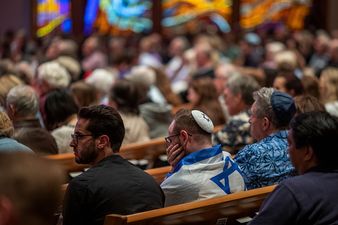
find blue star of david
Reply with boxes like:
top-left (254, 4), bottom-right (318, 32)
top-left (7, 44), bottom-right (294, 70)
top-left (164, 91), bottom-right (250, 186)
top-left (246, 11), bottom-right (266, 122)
top-left (210, 157), bottom-right (240, 194)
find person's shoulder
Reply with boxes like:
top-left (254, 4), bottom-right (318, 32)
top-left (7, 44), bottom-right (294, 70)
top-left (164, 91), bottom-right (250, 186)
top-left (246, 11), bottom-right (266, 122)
top-left (0, 137), bottom-right (33, 152)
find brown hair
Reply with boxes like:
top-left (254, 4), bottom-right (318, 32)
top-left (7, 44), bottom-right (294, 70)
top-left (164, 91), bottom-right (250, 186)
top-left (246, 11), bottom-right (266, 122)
top-left (294, 95), bottom-right (325, 114)
top-left (189, 78), bottom-right (225, 125)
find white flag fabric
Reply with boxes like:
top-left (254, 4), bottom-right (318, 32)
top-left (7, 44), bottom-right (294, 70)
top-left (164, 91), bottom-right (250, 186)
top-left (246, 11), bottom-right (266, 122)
top-left (161, 145), bottom-right (246, 206)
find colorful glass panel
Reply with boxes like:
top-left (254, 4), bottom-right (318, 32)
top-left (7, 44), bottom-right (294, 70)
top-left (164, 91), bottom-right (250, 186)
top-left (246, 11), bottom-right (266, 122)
top-left (84, 0), bottom-right (152, 35)
top-left (162, 0), bottom-right (232, 33)
top-left (240, 0), bottom-right (312, 30)
top-left (36, 0), bottom-right (71, 37)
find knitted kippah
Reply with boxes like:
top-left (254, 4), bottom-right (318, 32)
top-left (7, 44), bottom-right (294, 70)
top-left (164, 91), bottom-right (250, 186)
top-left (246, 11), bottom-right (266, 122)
top-left (191, 110), bottom-right (214, 133)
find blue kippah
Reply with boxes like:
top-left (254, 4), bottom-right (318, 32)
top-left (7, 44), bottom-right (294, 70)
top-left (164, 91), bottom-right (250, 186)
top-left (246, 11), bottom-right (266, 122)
top-left (271, 91), bottom-right (296, 125)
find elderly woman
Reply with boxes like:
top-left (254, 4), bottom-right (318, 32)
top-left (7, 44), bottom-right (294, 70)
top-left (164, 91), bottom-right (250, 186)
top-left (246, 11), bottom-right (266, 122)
top-left (212, 74), bottom-right (260, 154)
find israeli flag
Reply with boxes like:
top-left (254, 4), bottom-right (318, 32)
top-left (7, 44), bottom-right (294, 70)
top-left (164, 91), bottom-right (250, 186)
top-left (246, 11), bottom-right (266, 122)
top-left (161, 145), bottom-right (246, 206)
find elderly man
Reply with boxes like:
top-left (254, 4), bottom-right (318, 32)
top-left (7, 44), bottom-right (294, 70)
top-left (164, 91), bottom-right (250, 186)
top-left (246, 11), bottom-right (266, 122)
top-left (6, 85), bottom-right (58, 155)
top-left (212, 74), bottom-right (260, 154)
top-left (234, 87), bottom-right (296, 189)
top-left (249, 111), bottom-right (338, 225)
top-left (63, 105), bottom-right (164, 225)
top-left (161, 109), bottom-right (245, 206)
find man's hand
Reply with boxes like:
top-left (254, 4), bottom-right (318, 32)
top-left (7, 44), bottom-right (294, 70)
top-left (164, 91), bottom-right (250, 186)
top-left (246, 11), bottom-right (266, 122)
top-left (166, 144), bottom-right (185, 168)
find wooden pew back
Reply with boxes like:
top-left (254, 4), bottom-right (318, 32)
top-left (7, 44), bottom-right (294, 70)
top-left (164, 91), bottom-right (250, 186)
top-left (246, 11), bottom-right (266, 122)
top-left (104, 185), bottom-right (275, 225)
top-left (119, 137), bottom-right (166, 168)
top-left (46, 137), bottom-right (167, 172)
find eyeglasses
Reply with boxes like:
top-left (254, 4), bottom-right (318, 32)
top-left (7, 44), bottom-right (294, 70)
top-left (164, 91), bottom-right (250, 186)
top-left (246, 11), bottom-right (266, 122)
top-left (164, 134), bottom-right (180, 144)
top-left (164, 132), bottom-right (192, 144)
top-left (71, 133), bottom-right (93, 145)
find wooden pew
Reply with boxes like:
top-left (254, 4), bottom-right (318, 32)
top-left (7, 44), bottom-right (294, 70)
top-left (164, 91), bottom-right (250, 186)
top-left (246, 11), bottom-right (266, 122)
top-left (119, 137), bottom-right (166, 168)
top-left (144, 165), bottom-right (171, 184)
top-left (46, 152), bottom-right (88, 173)
top-left (45, 137), bottom-right (167, 173)
top-left (104, 185), bottom-right (276, 225)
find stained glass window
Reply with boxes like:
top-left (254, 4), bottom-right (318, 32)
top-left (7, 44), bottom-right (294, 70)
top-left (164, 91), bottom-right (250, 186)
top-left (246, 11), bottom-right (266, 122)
top-left (84, 0), bottom-right (153, 35)
top-left (36, 0), bottom-right (71, 37)
top-left (162, 0), bottom-right (232, 34)
top-left (240, 0), bottom-right (312, 30)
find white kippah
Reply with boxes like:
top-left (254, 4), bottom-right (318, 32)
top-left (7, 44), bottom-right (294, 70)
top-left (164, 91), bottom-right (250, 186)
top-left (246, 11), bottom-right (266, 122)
top-left (191, 110), bottom-right (214, 133)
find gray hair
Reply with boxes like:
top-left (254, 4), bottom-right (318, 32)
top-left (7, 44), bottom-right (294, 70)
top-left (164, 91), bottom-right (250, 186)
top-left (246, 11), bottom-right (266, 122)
top-left (37, 61), bottom-right (70, 89)
top-left (6, 85), bottom-right (39, 117)
top-left (227, 74), bottom-right (260, 105)
top-left (253, 87), bottom-right (279, 127)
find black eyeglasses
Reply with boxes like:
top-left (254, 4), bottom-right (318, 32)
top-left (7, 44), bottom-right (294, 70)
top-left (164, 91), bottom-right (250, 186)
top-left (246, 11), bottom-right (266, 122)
top-left (164, 132), bottom-right (192, 144)
top-left (164, 134), bottom-right (180, 144)
top-left (71, 133), bottom-right (93, 145)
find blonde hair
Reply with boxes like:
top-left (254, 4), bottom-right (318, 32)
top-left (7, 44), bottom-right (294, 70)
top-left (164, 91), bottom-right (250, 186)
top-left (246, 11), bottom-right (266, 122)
top-left (320, 68), bottom-right (338, 103)
top-left (0, 74), bottom-right (23, 107)
top-left (0, 111), bottom-right (14, 137)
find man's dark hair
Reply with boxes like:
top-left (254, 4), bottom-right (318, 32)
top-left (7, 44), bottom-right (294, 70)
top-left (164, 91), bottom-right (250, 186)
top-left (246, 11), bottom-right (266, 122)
top-left (44, 88), bottom-right (79, 130)
top-left (78, 105), bottom-right (125, 152)
top-left (290, 111), bottom-right (338, 169)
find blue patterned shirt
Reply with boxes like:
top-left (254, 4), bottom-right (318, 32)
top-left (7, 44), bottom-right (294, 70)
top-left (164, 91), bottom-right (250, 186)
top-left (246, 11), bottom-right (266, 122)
top-left (234, 130), bottom-right (294, 190)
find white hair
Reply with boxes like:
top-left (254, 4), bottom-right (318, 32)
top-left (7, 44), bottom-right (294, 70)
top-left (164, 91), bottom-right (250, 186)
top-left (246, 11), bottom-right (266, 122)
top-left (85, 68), bottom-right (117, 94)
top-left (125, 65), bottom-right (156, 88)
top-left (37, 61), bottom-right (70, 88)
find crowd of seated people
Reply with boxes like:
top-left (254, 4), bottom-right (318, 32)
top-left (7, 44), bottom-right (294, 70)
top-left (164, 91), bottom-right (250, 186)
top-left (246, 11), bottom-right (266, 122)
top-left (1, 26), bottom-right (338, 225)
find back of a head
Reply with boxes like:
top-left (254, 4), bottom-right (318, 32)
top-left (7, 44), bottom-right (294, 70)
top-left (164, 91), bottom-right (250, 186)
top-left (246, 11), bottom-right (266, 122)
top-left (254, 87), bottom-right (296, 129)
top-left (190, 78), bottom-right (218, 105)
top-left (294, 95), bottom-right (325, 114)
top-left (6, 85), bottom-right (39, 118)
top-left (125, 65), bottom-right (156, 90)
top-left (301, 75), bottom-right (320, 99)
top-left (290, 111), bottom-right (338, 169)
top-left (78, 105), bottom-right (125, 152)
top-left (320, 67), bottom-right (338, 101)
top-left (85, 68), bottom-right (117, 95)
top-left (173, 109), bottom-right (214, 141)
top-left (70, 81), bottom-right (98, 107)
top-left (227, 74), bottom-right (260, 106)
top-left (44, 89), bottom-right (78, 130)
top-left (274, 50), bottom-right (298, 71)
top-left (55, 56), bottom-right (81, 81)
top-left (276, 72), bottom-right (304, 96)
top-left (0, 152), bottom-right (65, 225)
top-left (0, 111), bottom-right (14, 137)
top-left (110, 79), bottom-right (140, 115)
top-left (0, 75), bottom-right (23, 107)
top-left (37, 61), bottom-right (70, 89)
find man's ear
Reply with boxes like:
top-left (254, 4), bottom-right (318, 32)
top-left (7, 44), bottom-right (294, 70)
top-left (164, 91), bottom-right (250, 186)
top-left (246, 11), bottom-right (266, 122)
top-left (262, 117), bottom-right (270, 131)
top-left (96, 135), bottom-right (110, 150)
top-left (179, 130), bottom-right (190, 146)
top-left (304, 146), bottom-right (315, 162)
top-left (0, 196), bottom-right (14, 225)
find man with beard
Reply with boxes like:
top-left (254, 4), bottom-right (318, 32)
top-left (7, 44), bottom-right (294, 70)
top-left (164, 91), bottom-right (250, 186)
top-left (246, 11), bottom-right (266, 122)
top-left (62, 105), bottom-right (164, 225)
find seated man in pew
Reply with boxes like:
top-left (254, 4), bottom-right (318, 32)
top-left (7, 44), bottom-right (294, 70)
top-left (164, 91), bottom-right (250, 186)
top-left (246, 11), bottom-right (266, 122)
top-left (234, 88), bottom-right (296, 189)
top-left (63, 105), bottom-right (164, 225)
top-left (249, 111), bottom-right (338, 225)
top-left (161, 109), bottom-right (245, 206)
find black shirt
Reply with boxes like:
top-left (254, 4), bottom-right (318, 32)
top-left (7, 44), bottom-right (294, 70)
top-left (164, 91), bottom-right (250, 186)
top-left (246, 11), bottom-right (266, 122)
top-left (63, 154), bottom-right (164, 225)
